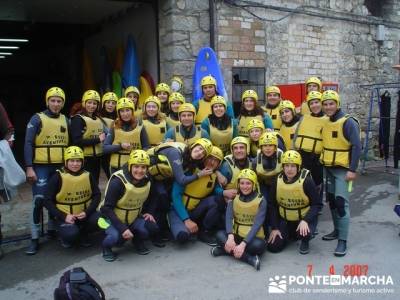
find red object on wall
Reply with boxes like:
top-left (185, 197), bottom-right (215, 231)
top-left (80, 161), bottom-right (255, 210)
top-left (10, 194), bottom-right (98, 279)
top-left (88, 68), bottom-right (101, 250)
top-left (277, 82), bottom-right (339, 107)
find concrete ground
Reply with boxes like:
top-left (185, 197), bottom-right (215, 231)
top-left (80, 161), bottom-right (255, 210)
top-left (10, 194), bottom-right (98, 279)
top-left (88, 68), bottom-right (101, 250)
top-left (0, 162), bottom-right (399, 300)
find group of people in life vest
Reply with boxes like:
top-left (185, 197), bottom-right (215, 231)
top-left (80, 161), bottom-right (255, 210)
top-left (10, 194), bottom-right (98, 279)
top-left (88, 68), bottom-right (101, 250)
top-left (23, 74), bottom-right (361, 270)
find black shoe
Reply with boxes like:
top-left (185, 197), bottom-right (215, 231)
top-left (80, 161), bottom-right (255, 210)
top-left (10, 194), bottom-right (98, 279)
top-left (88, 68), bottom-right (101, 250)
top-left (133, 239), bottom-right (150, 255)
top-left (244, 254), bottom-right (260, 271)
top-left (160, 230), bottom-right (171, 242)
top-left (334, 240), bottom-right (347, 257)
top-left (0, 246), bottom-right (3, 260)
top-left (210, 246), bottom-right (227, 257)
top-left (60, 240), bottom-right (73, 249)
top-left (322, 230), bottom-right (338, 241)
top-left (46, 230), bottom-right (57, 240)
top-left (198, 230), bottom-right (217, 246)
top-left (314, 228), bottom-right (319, 235)
top-left (299, 240), bottom-right (309, 255)
top-left (102, 247), bottom-right (116, 262)
top-left (25, 239), bottom-right (39, 255)
top-left (152, 235), bottom-right (166, 248)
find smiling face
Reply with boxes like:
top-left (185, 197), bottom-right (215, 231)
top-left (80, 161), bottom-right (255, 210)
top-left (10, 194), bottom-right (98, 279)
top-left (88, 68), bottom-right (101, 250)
top-left (202, 84), bottom-right (216, 99)
top-left (104, 100), bottom-right (116, 113)
top-left (308, 99), bottom-right (322, 114)
top-left (322, 100), bottom-right (338, 117)
top-left (145, 102), bottom-right (159, 117)
top-left (243, 98), bottom-right (256, 111)
top-left (170, 100), bottom-right (181, 113)
top-left (179, 111), bottom-right (195, 127)
top-left (232, 143), bottom-right (247, 160)
top-left (85, 100), bottom-right (98, 115)
top-left (119, 108), bottom-right (133, 122)
top-left (131, 164), bottom-right (147, 181)
top-left (47, 97), bottom-right (64, 114)
top-left (157, 91), bottom-right (169, 103)
top-left (307, 83), bottom-right (319, 93)
top-left (212, 103), bottom-right (226, 118)
top-left (190, 145), bottom-right (206, 160)
top-left (280, 108), bottom-right (294, 123)
top-left (261, 144), bottom-right (276, 157)
top-left (249, 128), bottom-right (263, 142)
top-left (204, 156), bottom-right (220, 171)
top-left (267, 93), bottom-right (280, 106)
top-left (66, 159), bottom-right (83, 173)
top-left (127, 92), bottom-right (139, 105)
top-left (239, 178), bottom-right (253, 195)
top-left (283, 163), bottom-right (298, 181)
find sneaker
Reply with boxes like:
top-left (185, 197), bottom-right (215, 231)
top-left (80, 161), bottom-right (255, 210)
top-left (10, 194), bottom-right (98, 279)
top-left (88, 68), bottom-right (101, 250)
top-left (210, 246), bottom-right (226, 257)
top-left (299, 240), bottom-right (309, 255)
top-left (247, 254), bottom-right (261, 271)
top-left (25, 239), bottom-right (39, 255)
top-left (322, 229), bottom-right (338, 241)
top-left (334, 240), bottom-right (347, 257)
top-left (102, 247), bottom-right (116, 262)
top-left (198, 230), bottom-right (217, 246)
top-left (133, 239), bottom-right (150, 255)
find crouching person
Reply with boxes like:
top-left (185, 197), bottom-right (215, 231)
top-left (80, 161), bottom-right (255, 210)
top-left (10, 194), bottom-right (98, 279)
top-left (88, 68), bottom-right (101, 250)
top-left (267, 150), bottom-right (322, 255)
top-left (44, 146), bottom-right (100, 249)
top-left (99, 150), bottom-right (159, 262)
top-left (211, 169), bottom-right (266, 271)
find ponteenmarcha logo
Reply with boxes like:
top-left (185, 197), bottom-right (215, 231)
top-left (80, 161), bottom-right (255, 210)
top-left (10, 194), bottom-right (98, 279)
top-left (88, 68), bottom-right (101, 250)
top-left (268, 275), bottom-right (287, 294)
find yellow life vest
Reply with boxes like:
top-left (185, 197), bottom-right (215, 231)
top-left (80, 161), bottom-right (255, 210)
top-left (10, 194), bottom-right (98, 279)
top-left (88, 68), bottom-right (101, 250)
top-left (33, 112), bottom-right (69, 164)
top-left (110, 123), bottom-right (142, 169)
top-left (300, 101), bottom-right (310, 115)
top-left (279, 121), bottom-right (299, 150)
top-left (78, 115), bottom-right (104, 157)
top-left (166, 115), bottom-right (180, 128)
top-left (320, 115), bottom-right (355, 168)
top-left (147, 142), bottom-right (186, 180)
top-left (195, 99), bottom-right (212, 124)
top-left (102, 117), bottom-right (114, 129)
top-left (142, 118), bottom-right (167, 146)
top-left (134, 110), bottom-right (142, 118)
top-left (174, 125), bottom-right (202, 146)
top-left (237, 115), bottom-right (263, 137)
top-left (295, 114), bottom-right (328, 154)
top-left (255, 149), bottom-right (283, 185)
top-left (276, 169), bottom-right (310, 221)
top-left (182, 171), bottom-right (217, 211)
top-left (55, 170), bottom-right (92, 215)
top-left (233, 193), bottom-right (265, 239)
top-left (224, 155), bottom-right (248, 190)
top-left (108, 170), bottom-right (150, 225)
top-left (209, 120), bottom-right (233, 155)
top-left (263, 106), bottom-right (282, 131)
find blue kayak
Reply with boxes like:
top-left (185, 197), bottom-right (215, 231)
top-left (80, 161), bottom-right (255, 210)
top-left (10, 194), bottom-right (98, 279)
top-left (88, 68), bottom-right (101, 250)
top-left (122, 35), bottom-right (140, 89)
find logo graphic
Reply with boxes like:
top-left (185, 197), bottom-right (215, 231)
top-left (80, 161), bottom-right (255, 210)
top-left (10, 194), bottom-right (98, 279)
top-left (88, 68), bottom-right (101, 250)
top-left (268, 275), bottom-right (287, 294)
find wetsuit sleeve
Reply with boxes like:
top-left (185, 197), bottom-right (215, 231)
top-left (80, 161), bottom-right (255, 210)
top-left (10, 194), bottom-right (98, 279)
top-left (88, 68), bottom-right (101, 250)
top-left (161, 148), bottom-right (198, 185)
top-left (200, 118), bottom-right (210, 134)
top-left (171, 181), bottom-right (189, 221)
top-left (193, 101), bottom-right (199, 111)
top-left (244, 197), bottom-right (266, 243)
top-left (70, 115), bottom-right (101, 147)
top-left (84, 174), bottom-right (101, 217)
top-left (163, 127), bottom-right (175, 142)
top-left (232, 119), bottom-right (239, 138)
top-left (44, 173), bottom-right (66, 220)
top-left (302, 174), bottom-right (323, 224)
top-left (103, 127), bottom-right (122, 154)
top-left (225, 200), bottom-right (234, 234)
top-left (343, 118), bottom-right (361, 172)
top-left (268, 177), bottom-right (280, 229)
top-left (100, 177), bottom-right (128, 234)
top-left (24, 114), bottom-right (41, 167)
top-left (214, 160), bottom-right (233, 196)
top-left (140, 127), bottom-right (150, 150)
top-left (263, 113), bottom-right (274, 129)
top-left (200, 128), bottom-right (210, 139)
top-left (226, 102), bottom-right (235, 119)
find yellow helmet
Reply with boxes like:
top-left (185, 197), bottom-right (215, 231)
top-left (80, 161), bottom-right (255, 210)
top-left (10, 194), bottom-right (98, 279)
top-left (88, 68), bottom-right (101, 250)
top-left (247, 118), bottom-right (265, 133)
top-left (321, 90), bottom-right (340, 107)
top-left (82, 90), bottom-right (100, 105)
top-left (201, 75), bottom-right (217, 87)
top-left (208, 146), bottom-right (224, 162)
top-left (241, 89), bottom-right (258, 102)
top-left (169, 92), bottom-right (185, 104)
top-left (266, 85), bottom-right (281, 95)
top-left (46, 87), bottom-right (65, 106)
top-left (64, 146), bottom-right (84, 162)
top-left (128, 149), bottom-right (150, 168)
top-left (102, 92), bottom-right (118, 106)
top-left (210, 95), bottom-right (227, 109)
top-left (144, 95), bottom-right (161, 109)
top-left (306, 76), bottom-right (322, 89)
top-left (279, 100), bottom-right (296, 113)
top-left (282, 150), bottom-right (302, 166)
top-left (306, 91), bottom-right (322, 102)
top-left (155, 83), bottom-right (171, 95)
top-left (117, 97), bottom-right (135, 113)
top-left (259, 131), bottom-right (278, 147)
top-left (178, 102), bottom-right (196, 116)
top-left (230, 136), bottom-right (250, 154)
top-left (237, 168), bottom-right (258, 191)
top-left (124, 86), bottom-right (140, 97)
top-left (191, 138), bottom-right (213, 156)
